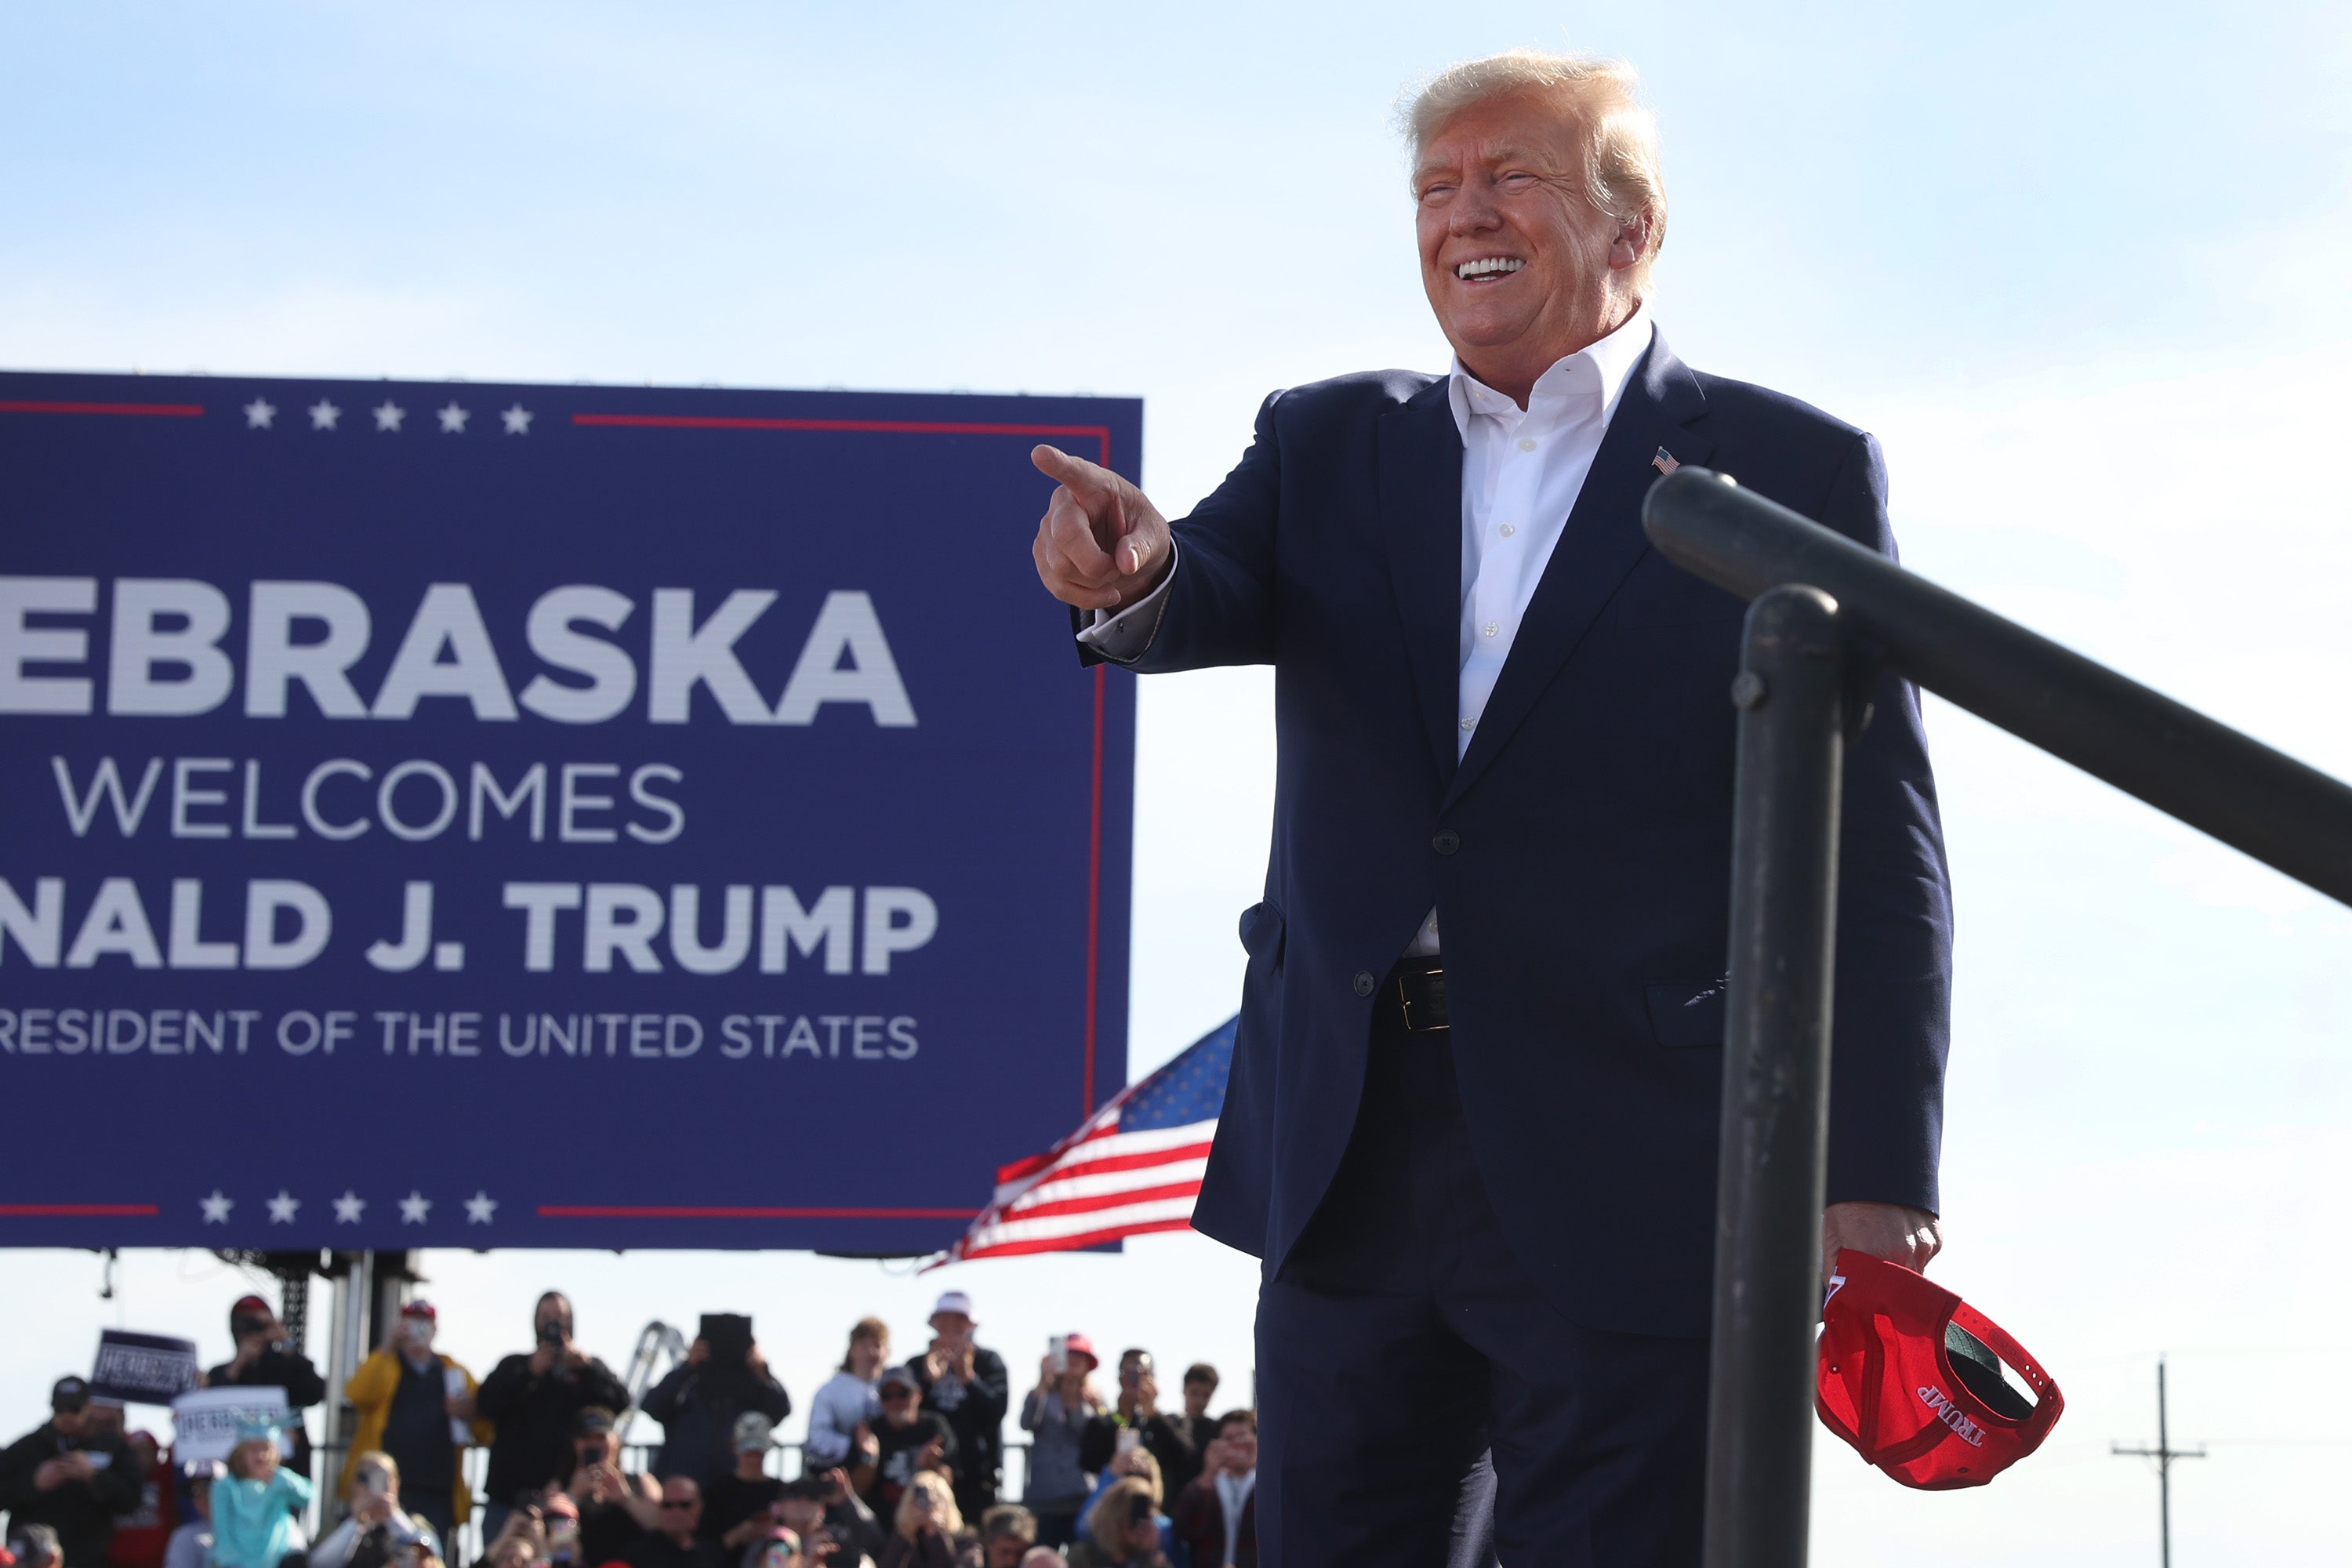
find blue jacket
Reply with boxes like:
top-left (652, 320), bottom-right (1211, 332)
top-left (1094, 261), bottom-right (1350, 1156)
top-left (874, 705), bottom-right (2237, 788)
top-left (1105, 333), bottom-right (1953, 1338)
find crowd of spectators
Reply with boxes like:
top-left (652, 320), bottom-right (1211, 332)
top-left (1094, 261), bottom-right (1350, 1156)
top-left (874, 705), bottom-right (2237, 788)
top-left (2, 1289), bottom-right (1255, 1568)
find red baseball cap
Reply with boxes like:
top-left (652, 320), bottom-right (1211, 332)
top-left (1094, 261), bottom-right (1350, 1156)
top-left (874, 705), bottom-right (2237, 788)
top-left (1816, 1250), bottom-right (2063, 1490)
top-left (1063, 1333), bottom-right (1098, 1364)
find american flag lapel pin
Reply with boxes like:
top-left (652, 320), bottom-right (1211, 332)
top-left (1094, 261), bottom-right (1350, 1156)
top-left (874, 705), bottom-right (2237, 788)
top-left (1653, 446), bottom-right (1679, 477)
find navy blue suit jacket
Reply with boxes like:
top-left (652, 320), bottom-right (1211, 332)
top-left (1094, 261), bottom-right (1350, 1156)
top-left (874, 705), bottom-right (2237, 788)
top-left (1102, 333), bottom-right (1951, 1338)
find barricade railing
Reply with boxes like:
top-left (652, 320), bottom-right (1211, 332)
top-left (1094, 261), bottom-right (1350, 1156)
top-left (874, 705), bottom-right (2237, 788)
top-left (1641, 467), bottom-right (2352, 1568)
top-left (303, 1438), bottom-right (1036, 1564)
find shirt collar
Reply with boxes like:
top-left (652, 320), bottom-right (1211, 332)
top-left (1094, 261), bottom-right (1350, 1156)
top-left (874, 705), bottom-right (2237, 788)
top-left (1446, 303), bottom-right (1654, 443)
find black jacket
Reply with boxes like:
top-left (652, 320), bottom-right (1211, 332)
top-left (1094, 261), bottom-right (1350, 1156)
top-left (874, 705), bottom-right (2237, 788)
top-left (641, 1363), bottom-right (789, 1484)
top-left (0, 1423), bottom-right (142, 1568)
top-left (1078, 1410), bottom-right (1194, 1494)
top-left (206, 1348), bottom-right (328, 1474)
top-left (902, 1349), bottom-right (1007, 1494)
top-left (474, 1352), bottom-right (633, 1504)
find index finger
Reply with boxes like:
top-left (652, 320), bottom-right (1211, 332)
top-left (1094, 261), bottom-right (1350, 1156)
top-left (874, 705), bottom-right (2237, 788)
top-left (1031, 444), bottom-right (1119, 503)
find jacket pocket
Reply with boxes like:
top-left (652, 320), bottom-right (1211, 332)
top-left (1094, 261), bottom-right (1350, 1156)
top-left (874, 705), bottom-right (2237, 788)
top-left (1238, 900), bottom-right (1286, 967)
top-left (1646, 978), bottom-right (1728, 1047)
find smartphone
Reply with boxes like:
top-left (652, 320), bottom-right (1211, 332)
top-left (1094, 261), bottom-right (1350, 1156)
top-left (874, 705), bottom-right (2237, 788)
top-left (1115, 1428), bottom-right (1141, 1455)
top-left (1048, 1335), bottom-right (1069, 1375)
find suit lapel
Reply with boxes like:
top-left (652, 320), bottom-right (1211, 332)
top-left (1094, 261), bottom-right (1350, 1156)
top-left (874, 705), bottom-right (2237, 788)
top-left (1442, 332), bottom-right (1714, 810)
top-left (1376, 379), bottom-right (1466, 789)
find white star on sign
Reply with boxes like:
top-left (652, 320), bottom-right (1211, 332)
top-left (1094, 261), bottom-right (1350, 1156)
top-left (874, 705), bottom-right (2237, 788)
top-left (464, 1190), bottom-right (498, 1225)
top-left (437, 402), bottom-right (470, 434)
top-left (267, 1189), bottom-right (300, 1225)
top-left (308, 400), bottom-right (341, 430)
top-left (398, 1189), bottom-right (432, 1225)
top-left (244, 398), bottom-right (276, 430)
top-left (373, 401), bottom-right (406, 433)
top-left (499, 405), bottom-right (532, 434)
top-left (199, 1189), bottom-right (234, 1224)
top-left (332, 1190), bottom-right (366, 1225)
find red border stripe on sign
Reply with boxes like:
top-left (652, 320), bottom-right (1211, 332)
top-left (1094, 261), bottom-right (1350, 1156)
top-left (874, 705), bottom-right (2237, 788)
top-left (0, 401), bottom-right (204, 418)
top-left (536, 1205), bottom-right (979, 1220)
top-left (0, 1203), bottom-right (162, 1216)
top-left (571, 407), bottom-right (1123, 1127)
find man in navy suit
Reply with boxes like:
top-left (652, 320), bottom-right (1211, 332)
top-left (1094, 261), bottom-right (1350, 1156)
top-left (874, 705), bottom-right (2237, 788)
top-left (1029, 50), bottom-right (1952, 1566)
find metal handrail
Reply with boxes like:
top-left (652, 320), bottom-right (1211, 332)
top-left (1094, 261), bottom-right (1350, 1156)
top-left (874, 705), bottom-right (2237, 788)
top-left (1643, 467), bottom-right (2352, 902)
top-left (1641, 467), bottom-right (2352, 1568)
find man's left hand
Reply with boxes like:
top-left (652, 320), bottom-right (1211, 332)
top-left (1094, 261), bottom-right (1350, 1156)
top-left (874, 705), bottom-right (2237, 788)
top-left (1822, 1201), bottom-right (1940, 1288)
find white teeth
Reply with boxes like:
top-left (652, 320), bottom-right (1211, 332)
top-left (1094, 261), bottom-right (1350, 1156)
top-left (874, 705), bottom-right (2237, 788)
top-left (1455, 257), bottom-right (1525, 279)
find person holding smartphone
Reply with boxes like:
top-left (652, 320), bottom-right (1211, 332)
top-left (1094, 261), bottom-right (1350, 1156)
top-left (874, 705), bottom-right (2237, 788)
top-left (339, 1301), bottom-right (487, 1551)
top-left (1016, 1336), bottom-right (1103, 1550)
top-left (307, 1453), bottom-right (441, 1568)
top-left (475, 1294), bottom-right (633, 1544)
top-left (643, 1317), bottom-right (790, 1487)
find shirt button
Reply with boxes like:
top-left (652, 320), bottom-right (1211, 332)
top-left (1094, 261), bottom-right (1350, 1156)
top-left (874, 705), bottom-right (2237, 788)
top-left (1499, 523), bottom-right (1515, 537)
top-left (1458, 717), bottom-right (1475, 731)
top-left (1483, 621), bottom-right (1499, 637)
top-left (1432, 830), bottom-right (1461, 855)
top-left (1518, 437), bottom-right (1537, 452)
top-left (1353, 971), bottom-right (1377, 997)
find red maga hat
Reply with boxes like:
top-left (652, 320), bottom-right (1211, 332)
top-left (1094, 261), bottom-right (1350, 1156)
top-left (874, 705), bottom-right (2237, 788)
top-left (1816, 1250), bottom-right (2063, 1490)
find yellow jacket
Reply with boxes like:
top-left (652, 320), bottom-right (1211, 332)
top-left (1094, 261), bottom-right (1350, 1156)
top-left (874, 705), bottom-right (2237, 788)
top-left (340, 1348), bottom-right (497, 1521)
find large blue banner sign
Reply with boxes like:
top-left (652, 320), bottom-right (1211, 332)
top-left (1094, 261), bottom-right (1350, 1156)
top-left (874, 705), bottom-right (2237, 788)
top-left (0, 372), bottom-right (1138, 1254)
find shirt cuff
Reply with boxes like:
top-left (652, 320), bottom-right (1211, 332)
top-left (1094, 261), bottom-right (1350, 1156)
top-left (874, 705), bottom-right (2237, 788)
top-left (1073, 544), bottom-right (1178, 664)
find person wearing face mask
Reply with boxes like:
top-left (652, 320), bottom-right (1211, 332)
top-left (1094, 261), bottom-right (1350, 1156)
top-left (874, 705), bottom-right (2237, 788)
top-left (341, 1302), bottom-right (489, 1550)
top-left (205, 1296), bottom-right (328, 1481)
top-left (475, 1294), bottom-right (633, 1547)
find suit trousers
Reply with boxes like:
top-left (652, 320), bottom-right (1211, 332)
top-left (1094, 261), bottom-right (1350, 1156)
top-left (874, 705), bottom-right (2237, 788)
top-left (1255, 996), bottom-right (1710, 1566)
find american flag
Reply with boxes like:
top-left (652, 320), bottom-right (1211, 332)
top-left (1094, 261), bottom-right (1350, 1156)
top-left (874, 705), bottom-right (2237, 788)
top-left (935, 1017), bottom-right (1236, 1264)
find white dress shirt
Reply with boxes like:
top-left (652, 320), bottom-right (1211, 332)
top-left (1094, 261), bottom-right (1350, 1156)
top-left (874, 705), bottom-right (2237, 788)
top-left (1077, 307), bottom-right (1657, 957)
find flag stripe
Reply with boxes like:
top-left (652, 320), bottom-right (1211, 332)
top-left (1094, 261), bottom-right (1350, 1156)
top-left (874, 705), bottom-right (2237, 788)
top-left (939, 1018), bottom-right (1236, 1269)
top-left (956, 1218), bottom-right (1197, 1259)
top-left (995, 1177), bottom-right (1206, 1223)
top-left (961, 1195), bottom-right (1199, 1250)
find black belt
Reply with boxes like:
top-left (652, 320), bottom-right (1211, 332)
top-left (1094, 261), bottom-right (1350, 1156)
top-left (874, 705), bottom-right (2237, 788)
top-left (1377, 956), bottom-right (1450, 1033)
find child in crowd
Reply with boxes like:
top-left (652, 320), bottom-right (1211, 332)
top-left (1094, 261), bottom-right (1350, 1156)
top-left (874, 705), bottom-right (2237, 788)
top-left (161, 1463), bottom-right (221, 1568)
top-left (209, 1421), bottom-right (314, 1568)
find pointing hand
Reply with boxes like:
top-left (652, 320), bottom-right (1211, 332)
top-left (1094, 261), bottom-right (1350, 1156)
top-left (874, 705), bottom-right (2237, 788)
top-left (1030, 445), bottom-right (1173, 612)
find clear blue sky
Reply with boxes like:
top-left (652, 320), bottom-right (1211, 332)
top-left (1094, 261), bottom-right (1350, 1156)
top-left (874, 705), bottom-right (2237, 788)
top-left (5, 4), bottom-right (2350, 1562)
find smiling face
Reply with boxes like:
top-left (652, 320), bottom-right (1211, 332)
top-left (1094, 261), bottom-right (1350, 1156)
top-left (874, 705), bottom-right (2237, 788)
top-left (1414, 87), bottom-right (1650, 403)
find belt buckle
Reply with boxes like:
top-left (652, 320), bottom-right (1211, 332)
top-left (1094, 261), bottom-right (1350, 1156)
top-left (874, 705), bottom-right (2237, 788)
top-left (1393, 967), bottom-right (1448, 1033)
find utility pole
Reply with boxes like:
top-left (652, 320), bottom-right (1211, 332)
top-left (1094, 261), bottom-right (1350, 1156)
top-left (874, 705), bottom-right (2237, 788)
top-left (2112, 1356), bottom-right (2205, 1567)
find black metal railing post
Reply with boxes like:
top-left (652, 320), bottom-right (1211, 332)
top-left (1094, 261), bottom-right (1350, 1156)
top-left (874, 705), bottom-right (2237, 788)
top-left (1644, 465), bottom-right (2352, 1565)
top-left (1702, 585), bottom-right (1851, 1568)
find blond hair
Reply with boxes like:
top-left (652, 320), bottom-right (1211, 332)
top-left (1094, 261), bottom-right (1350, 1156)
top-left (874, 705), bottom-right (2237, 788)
top-left (1087, 1477), bottom-right (1158, 1554)
top-left (1400, 50), bottom-right (1666, 284)
top-left (893, 1472), bottom-right (963, 1540)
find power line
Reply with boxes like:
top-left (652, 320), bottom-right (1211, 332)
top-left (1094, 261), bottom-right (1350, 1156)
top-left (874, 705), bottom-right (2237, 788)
top-left (2112, 1355), bottom-right (2206, 1568)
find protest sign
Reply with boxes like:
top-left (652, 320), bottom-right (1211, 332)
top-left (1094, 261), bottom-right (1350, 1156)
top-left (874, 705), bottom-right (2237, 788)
top-left (169, 1386), bottom-right (295, 1463)
top-left (89, 1329), bottom-right (201, 1404)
